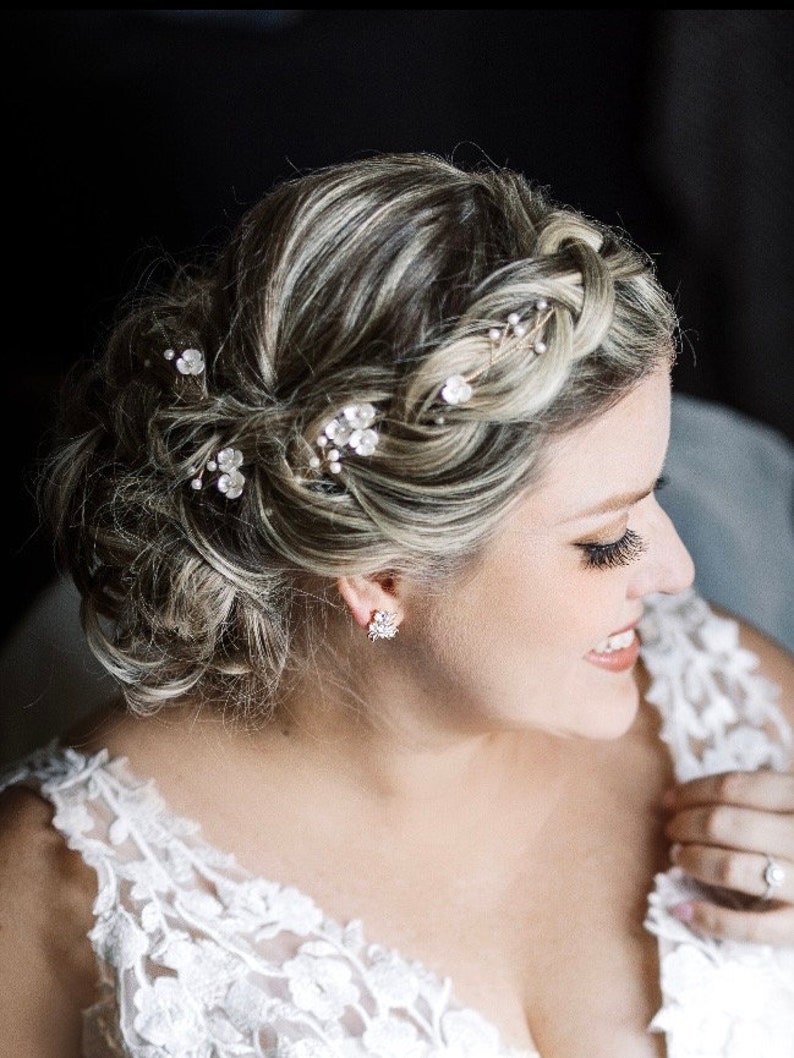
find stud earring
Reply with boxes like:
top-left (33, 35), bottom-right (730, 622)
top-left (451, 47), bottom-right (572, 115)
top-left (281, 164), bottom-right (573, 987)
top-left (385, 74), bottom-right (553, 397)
top-left (367, 610), bottom-right (399, 642)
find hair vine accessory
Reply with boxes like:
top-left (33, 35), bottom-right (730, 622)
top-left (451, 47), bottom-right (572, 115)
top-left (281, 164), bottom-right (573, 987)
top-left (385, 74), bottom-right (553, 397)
top-left (367, 609), bottom-right (399, 642)
top-left (309, 402), bottom-right (379, 475)
top-left (189, 447), bottom-right (246, 499)
top-left (164, 347), bottom-right (205, 375)
top-left (439, 298), bottom-right (553, 406)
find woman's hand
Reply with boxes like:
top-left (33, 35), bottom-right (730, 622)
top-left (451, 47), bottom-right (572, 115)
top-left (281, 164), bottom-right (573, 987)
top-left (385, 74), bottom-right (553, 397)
top-left (664, 768), bottom-right (794, 945)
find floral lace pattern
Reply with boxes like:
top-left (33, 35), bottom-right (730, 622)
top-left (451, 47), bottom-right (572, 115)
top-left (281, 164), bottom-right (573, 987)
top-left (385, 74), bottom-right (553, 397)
top-left (0, 746), bottom-right (535, 1058)
top-left (1, 588), bottom-right (792, 1057)
top-left (640, 589), bottom-right (794, 1058)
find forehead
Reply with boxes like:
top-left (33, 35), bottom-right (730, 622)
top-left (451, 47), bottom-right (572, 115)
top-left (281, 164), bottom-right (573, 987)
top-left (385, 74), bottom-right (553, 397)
top-left (519, 369), bottom-right (672, 528)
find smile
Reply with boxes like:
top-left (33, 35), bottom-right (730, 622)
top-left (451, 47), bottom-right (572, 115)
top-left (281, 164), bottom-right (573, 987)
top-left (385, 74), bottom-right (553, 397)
top-left (584, 627), bottom-right (641, 672)
top-left (592, 628), bottom-right (636, 654)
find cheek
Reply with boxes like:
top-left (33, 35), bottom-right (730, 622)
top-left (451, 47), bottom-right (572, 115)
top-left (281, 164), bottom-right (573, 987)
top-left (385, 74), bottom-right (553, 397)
top-left (467, 565), bottom-right (581, 668)
top-left (400, 587), bottom-right (483, 688)
top-left (417, 537), bottom-right (634, 675)
top-left (502, 561), bottom-right (631, 657)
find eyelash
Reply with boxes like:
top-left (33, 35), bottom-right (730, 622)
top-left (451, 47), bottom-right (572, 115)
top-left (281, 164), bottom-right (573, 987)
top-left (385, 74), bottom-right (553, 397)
top-left (575, 476), bottom-right (666, 570)
top-left (578, 528), bottom-right (648, 570)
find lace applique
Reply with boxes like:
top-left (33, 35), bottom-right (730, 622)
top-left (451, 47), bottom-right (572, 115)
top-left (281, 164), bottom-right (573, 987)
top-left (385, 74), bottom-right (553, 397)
top-left (646, 870), bottom-right (794, 1058)
top-left (0, 745), bottom-right (536, 1058)
top-left (640, 589), bottom-right (794, 1058)
top-left (639, 589), bottom-right (791, 782)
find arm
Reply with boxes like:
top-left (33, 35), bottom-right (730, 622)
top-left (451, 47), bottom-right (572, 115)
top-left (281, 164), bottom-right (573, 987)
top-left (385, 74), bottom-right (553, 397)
top-left (663, 609), bottom-right (794, 945)
top-left (0, 786), bottom-right (98, 1056)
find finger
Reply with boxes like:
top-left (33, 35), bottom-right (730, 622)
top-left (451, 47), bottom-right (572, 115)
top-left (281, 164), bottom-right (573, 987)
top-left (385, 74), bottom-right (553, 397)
top-left (669, 898), bottom-right (794, 947)
top-left (666, 804), bottom-right (794, 860)
top-left (670, 842), bottom-right (794, 903)
top-left (664, 770), bottom-right (794, 812)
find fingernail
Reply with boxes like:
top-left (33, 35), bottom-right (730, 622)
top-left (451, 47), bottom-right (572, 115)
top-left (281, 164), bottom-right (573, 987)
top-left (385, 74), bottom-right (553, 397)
top-left (671, 901), bottom-right (694, 923)
top-left (669, 842), bottom-right (682, 863)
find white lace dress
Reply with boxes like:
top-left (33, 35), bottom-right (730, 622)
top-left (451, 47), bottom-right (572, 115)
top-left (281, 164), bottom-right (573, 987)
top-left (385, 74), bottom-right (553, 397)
top-left (2, 589), bottom-right (793, 1058)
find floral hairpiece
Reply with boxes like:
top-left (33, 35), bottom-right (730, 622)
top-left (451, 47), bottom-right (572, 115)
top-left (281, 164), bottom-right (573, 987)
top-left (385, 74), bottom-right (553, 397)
top-left (164, 308), bottom-right (552, 495)
top-left (152, 346), bottom-right (243, 498)
top-left (190, 447), bottom-right (246, 499)
top-left (164, 347), bottom-right (205, 375)
top-left (439, 298), bottom-right (552, 406)
top-left (309, 403), bottom-right (379, 475)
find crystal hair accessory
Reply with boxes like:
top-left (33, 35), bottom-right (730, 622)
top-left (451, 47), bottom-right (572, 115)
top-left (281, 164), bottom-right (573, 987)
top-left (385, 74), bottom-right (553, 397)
top-left (164, 347), bottom-right (205, 375)
top-left (190, 447), bottom-right (246, 499)
top-left (439, 298), bottom-right (553, 406)
top-left (309, 403), bottom-right (379, 475)
top-left (367, 609), bottom-right (399, 642)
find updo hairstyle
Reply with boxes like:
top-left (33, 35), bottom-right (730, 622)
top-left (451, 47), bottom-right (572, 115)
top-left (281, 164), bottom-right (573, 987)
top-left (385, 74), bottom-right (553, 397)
top-left (41, 151), bottom-right (678, 719)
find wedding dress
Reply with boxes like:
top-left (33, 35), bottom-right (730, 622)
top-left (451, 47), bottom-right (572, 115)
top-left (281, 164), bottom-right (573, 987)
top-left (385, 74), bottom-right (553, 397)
top-left (2, 589), bottom-right (793, 1057)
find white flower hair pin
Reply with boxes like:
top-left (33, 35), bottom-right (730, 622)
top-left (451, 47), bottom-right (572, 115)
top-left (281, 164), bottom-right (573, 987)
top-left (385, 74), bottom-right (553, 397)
top-left (164, 347), bottom-right (205, 375)
top-left (439, 298), bottom-right (552, 406)
top-left (440, 374), bottom-right (473, 405)
top-left (190, 447), bottom-right (246, 499)
top-left (310, 402), bottom-right (379, 475)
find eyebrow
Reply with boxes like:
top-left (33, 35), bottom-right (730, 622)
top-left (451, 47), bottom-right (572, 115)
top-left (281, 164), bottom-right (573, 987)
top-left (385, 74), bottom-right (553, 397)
top-left (564, 480), bottom-right (660, 522)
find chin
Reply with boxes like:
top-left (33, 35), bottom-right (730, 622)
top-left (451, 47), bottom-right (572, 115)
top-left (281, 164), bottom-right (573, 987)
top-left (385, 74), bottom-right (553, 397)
top-left (578, 671), bottom-right (641, 741)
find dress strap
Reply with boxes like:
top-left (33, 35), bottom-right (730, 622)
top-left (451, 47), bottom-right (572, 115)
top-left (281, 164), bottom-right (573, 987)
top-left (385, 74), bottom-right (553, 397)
top-left (641, 590), bottom-right (794, 1056)
top-left (639, 589), bottom-right (791, 782)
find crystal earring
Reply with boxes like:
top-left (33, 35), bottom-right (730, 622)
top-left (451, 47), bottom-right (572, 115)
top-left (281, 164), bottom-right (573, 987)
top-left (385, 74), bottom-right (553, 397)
top-left (367, 610), bottom-right (399, 642)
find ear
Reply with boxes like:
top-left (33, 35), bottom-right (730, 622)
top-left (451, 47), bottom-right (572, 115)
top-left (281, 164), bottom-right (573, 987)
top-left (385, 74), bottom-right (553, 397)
top-left (336, 572), bottom-right (404, 634)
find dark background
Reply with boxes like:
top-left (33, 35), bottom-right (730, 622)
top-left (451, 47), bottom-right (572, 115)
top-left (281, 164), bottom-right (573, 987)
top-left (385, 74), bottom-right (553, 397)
top-left (3, 9), bottom-right (792, 645)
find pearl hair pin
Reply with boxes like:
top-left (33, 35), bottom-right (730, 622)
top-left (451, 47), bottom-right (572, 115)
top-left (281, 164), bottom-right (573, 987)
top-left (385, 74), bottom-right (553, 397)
top-left (189, 447), bottom-right (246, 499)
top-left (159, 307), bottom-right (552, 496)
top-left (439, 299), bottom-right (553, 406)
top-left (310, 403), bottom-right (379, 475)
top-left (164, 347), bottom-right (205, 375)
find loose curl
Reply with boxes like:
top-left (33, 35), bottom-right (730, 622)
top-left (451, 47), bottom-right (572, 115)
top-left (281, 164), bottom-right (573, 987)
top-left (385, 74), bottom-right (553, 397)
top-left (41, 151), bottom-right (678, 720)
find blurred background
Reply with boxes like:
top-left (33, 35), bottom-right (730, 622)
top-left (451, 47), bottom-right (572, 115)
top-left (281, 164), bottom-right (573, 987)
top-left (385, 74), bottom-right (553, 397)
top-left (1, 10), bottom-right (792, 760)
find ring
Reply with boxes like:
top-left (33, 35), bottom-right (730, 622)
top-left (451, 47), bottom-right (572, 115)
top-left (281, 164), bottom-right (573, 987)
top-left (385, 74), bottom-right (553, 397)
top-left (762, 855), bottom-right (786, 900)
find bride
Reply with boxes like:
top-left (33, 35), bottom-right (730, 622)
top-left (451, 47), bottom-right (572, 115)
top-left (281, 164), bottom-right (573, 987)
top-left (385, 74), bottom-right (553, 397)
top-left (1, 151), bottom-right (792, 1057)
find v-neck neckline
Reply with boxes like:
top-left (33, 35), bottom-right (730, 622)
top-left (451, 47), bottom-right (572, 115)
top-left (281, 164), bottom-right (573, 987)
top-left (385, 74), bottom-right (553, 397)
top-left (73, 744), bottom-right (544, 1056)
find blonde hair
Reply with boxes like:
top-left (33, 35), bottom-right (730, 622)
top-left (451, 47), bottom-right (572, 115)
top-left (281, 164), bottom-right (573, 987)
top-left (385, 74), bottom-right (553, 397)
top-left (42, 151), bottom-right (677, 718)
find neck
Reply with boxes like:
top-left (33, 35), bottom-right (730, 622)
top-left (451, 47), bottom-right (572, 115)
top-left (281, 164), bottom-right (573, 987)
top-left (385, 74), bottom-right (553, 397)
top-left (257, 659), bottom-right (573, 818)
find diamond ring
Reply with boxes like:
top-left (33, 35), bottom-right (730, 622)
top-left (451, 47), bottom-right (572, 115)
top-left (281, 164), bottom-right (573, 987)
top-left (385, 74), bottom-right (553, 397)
top-left (762, 855), bottom-right (786, 901)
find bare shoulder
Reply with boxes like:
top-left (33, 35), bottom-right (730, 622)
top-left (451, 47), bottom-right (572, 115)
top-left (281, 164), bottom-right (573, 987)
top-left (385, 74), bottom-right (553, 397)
top-left (711, 602), bottom-right (794, 722)
top-left (0, 783), bottom-right (98, 1056)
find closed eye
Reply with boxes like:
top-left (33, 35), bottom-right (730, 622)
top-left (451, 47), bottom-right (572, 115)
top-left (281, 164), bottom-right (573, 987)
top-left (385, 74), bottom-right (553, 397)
top-left (577, 528), bottom-right (648, 570)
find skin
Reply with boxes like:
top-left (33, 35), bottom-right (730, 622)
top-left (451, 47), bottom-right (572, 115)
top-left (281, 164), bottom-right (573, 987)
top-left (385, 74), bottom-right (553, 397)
top-left (0, 366), bottom-right (792, 1056)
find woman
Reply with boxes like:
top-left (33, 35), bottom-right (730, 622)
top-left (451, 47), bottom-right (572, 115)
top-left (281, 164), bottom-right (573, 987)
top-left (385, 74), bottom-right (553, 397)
top-left (1, 152), bottom-right (792, 1057)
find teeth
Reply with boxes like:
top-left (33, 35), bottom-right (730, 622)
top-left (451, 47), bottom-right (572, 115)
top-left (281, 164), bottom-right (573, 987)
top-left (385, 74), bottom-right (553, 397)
top-left (593, 628), bottom-right (635, 654)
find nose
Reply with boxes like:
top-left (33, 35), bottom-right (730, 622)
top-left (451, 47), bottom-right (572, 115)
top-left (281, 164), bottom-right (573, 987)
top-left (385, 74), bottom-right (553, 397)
top-left (628, 503), bottom-right (695, 600)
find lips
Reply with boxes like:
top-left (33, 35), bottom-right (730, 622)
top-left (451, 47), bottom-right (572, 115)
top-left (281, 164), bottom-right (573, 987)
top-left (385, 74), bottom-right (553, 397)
top-left (584, 621), bottom-right (642, 673)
